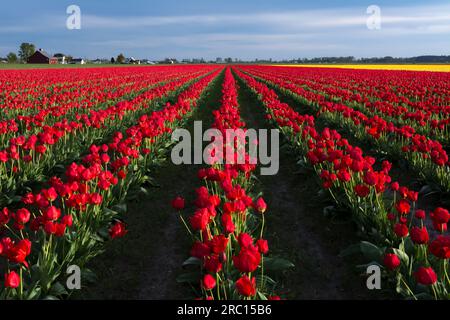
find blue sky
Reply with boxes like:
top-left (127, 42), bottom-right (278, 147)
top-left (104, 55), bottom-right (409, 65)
top-left (1, 0), bottom-right (449, 60)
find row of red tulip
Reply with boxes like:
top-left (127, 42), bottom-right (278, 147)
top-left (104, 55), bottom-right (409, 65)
top-left (307, 78), bottom-right (450, 141)
top-left (234, 67), bottom-right (449, 300)
top-left (244, 66), bottom-right (450, 143)
top-left (0, 69), bottom-right (211, 207)
top-left (0, 67), bottom-right (177, 116)
top-left (172, 68), bottom-right (283, 300)
top-left (246, 66), bottom-right (450, 114)
top-left (0, 67), bottom-right (220, 299)
top-left (0, 68), bottom-right (190, 145)
top-left (240, 66), bottom-right (450, 192)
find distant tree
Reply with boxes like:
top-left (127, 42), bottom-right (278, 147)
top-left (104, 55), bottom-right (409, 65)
top-left (53, 53), bottom-right (65, 58)
top-left (7, 52), bottom-right (18, 63)
top-left (111, 57), bottom-right (115, 64)
top-left (225, 57), bottom-right (233, 63)
top-left (18, 43), bottom-right (35, 63)
top-left (116, 53), bottom-right (125, 64)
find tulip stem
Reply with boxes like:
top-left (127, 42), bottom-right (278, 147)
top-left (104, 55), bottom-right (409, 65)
top-left (431, 284), bottom-right (438, 300)
top-left (179, 214), bottom-right (192, 236)
top-left (400, 278), bottom-right (417, 300)
top-left (216, 274), bottom-right (221, 300)
top-left (260, 255), bottom-right (265, 292)
top-left (19, 267), bottom-right (23, 299)
top-left (443, 260), bottom-right (450, 286)
top-left (260, 215), bottom-right (265, 240)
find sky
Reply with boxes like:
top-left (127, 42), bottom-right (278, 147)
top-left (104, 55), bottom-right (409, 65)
top-left (1, 0), bottom-right (449, 60)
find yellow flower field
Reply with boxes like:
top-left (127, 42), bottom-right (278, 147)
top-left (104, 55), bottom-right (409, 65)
top-left (273, 64), bottom-right (450, 72)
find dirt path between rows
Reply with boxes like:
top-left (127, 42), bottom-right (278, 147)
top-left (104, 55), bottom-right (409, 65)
top-left (77, 72), bottom-right (225, 300)
top-left (235, 75), bottom-right (384, 299)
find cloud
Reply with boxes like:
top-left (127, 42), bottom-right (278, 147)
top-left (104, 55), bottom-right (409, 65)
top-left (89, 32), bottom-right (345, 60)
top-left (83, 14), bottom-right (215, 28)
top-left (0, 13), bottom-right (63, 33)
top-left (1, 2), bottom-right (450, 58)
top-left (90, 33), bottom-right (319, 49)
top-left (80, 4), bottom-right (450, 32)
top-left (3, 3), bottom-right (450, 37)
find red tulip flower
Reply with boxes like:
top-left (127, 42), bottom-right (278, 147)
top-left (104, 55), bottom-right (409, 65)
top-left (202, 274), bottom-right (216, 290)
top-left (235, 275), bottom-right (256, 297)
top-left (415, 267), bottom-right (438, 286)
top-left (4, 271), bottom-right (20, 288)
top-left (383, 253), bottom-right (401, 271)
top-left (171, 196), bottom-right (185, 211)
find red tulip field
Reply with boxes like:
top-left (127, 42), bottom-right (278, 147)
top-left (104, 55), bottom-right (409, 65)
top-left (0, 65), bottom-right (449, 300)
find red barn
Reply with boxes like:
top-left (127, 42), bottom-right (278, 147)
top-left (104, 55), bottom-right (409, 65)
top-left (27, 49), bottom-right (58, 64)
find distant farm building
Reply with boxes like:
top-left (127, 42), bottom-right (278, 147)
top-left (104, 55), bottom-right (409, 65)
top-left (92, 59), bottom-right (109, 64)
top-left (160, 58), bottom-right (178, 64)
top-left (127, 57), bottom-right (141, 64)
top-left (55, 56), bottom-right (66, 64)
top-left (53, 54), bottom-right (67, 64)
top-left (27, 49), bottom-right (58, 64)
top-left (70, 58), bottom-right (86, 64)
